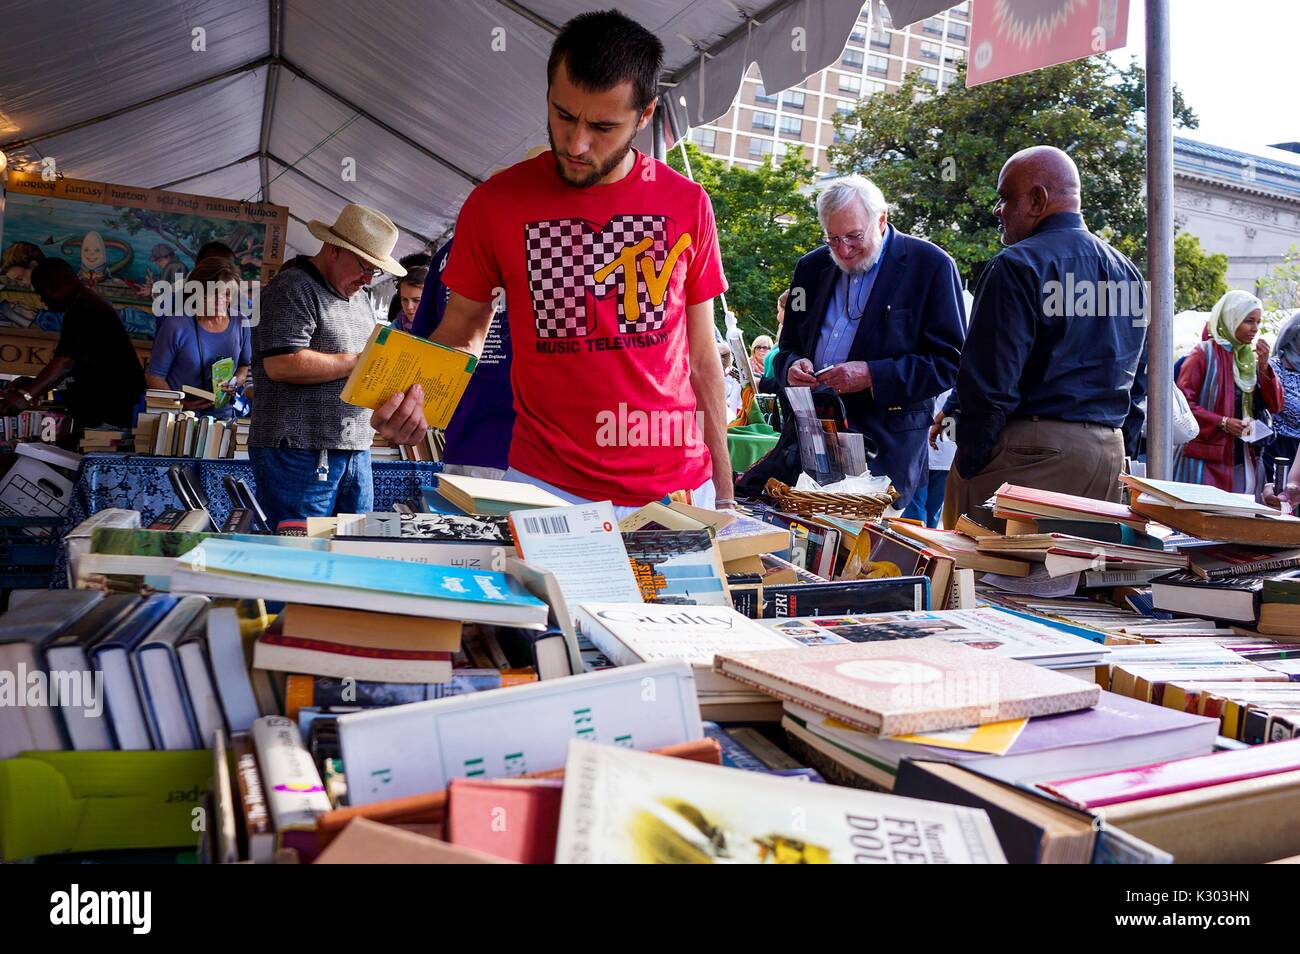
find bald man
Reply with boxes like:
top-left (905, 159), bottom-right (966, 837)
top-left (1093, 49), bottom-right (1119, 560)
top-left (943, 146), bottom-right (1148, 529)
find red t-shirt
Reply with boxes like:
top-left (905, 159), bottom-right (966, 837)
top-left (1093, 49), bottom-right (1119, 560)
top-left (442, 150), bottom-right (727, 504)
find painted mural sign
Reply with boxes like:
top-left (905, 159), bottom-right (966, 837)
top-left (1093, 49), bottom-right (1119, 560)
top-left (0, 171), bottom-right (287, 341)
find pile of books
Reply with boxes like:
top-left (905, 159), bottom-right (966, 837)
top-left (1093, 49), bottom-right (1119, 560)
top-left (13, 471), bottom-right (1300, 866)
top-left (78, 426), bottom-right (133, 454)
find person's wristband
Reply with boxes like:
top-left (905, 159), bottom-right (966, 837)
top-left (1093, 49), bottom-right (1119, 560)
top-left (715, 498), bottom-right (738, 509)
top-left (15, 389), bottom-right (33, 407)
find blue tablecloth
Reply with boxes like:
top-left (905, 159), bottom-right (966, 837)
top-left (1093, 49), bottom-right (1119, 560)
top-left (52, 454), bottom-right (441, 586)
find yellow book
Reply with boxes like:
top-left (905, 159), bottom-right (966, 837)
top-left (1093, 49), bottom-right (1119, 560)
top-left (891, 718), bottom-right (1028, 755)
top-left (340, 325), bottom-right (476, 429)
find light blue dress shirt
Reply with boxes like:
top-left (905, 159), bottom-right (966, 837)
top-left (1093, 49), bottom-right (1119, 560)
top-left (813, 227), bottom-right (891, 371)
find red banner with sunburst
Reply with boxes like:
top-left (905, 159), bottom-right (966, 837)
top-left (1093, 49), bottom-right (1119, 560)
top-left (966, 0), bottom-right (1130, 87)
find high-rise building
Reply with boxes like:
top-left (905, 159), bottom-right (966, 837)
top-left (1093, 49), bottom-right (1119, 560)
top-left (687, 1), bottom-right (971, 174)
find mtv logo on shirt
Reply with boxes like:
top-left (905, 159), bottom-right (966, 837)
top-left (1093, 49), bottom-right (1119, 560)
top-left (525, 213), bottom-right (691, 339)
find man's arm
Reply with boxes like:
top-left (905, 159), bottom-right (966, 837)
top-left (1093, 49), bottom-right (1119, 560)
top-left (370, 291), bottom-right (495, 445)
top-left (953, 258), bottom-right (1037, 479)
top-left (261, 349), bottom-right (359, 385)
top-left (687, 299), bottom-right (735, 504)
top-left (0, 357), bottom-right (75, 413)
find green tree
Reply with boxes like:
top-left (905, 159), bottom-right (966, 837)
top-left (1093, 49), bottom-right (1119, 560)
top-left (1172, 231), bottom-right (1229, 312)
top-left (828, 57), bottom-right (1197, 287)
top-left (667, 142), bottom-right (822, 343)
top-left (1257, 244), bottom-right (1300, 333)
top-left (1111, 229), bottom-right (1229, 312)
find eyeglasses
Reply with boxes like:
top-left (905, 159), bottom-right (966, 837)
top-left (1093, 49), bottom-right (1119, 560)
top-left (824, 230), bottom-right (867, 249)
top-left (343, 248), bottom-right (382, 278)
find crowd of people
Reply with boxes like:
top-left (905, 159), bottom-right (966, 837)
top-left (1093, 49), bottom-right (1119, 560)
top-left (5, 8), bottom-right (1300, 530)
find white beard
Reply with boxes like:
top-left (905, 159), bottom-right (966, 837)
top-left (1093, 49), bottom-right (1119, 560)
top-left (830, 237), bottom-right (885, 276)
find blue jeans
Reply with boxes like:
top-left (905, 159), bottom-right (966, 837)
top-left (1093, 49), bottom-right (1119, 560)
top-left (250, 447), bottom-right (373, 531)
top-left (901, 468), bottom-right (948, 528)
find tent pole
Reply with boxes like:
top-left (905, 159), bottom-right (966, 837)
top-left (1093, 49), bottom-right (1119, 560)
top-left (652, 106), bottom-right (667, 161)
top-left (1145, 0), bottom-right (1174, 480)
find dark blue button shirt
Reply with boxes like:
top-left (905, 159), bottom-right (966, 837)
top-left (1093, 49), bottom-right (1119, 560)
top-left (953, 211), bottom-right (1148, 478)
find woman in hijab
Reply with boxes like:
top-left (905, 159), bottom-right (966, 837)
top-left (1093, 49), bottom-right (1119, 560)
top-left (1172, 290), bottom-right (1284, 494)
top-left (1267, 312), bottom-right (1300, 483)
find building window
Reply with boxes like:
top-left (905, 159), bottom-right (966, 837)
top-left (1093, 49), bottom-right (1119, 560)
top-left (868, 54), bottom-right (890, 76)
top-left (690, 127), bottom-right (716, 150)
top-left (833, 125), bottom-right (857, 145)
top-left (863, 79), bottom-right (888, 95)
top-left (781, 90), bottom-right (806, 110)
top-left (948, 21), bottom-right (968, 41)
top-left (923, 17), bottom-right (945, 36)
top-left (871, 31), bottom-right (892, 50)
top-left (951, 1), bottom-right (970, 18)
top-left (755, 84), bottom-right (778, 105)
top-left (835, 102), bottom-right (856, 117)
top-left (920, 41), bottom-right (941, 59)
top-left (752, 110), bottom-right (776, 130)
top-left (749, 138), bottom-right (774, 158)
top-left (943, 71), bottom-right (957, 87)
top-left (849, 27), bottom-right (866, 44)
top-left (839, 73), bottom-right (862, 94)
top-left (918, 67), bottom-right (940, 86)
top-left (842, 49), bottom-right (865, 69)
top-left (779, 115), bottom-right (803, 137)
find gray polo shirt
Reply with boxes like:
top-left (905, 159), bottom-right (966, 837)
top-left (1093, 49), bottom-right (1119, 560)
top-left (251, 257), bottom-right (375, 450)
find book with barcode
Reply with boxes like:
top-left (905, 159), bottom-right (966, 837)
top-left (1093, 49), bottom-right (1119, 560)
top-left (507, 502), bottom-right (643, 617)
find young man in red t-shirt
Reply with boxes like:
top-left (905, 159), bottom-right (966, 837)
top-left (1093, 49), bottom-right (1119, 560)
top-left (371, 11), bottom-right (734, 511)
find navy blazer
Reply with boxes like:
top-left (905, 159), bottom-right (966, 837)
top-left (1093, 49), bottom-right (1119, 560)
top-left (773, 227), bottom-right (967, 508)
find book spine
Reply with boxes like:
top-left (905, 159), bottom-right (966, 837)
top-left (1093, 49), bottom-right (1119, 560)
top-left (231, 732), bottom-right (273, 863)
top-left (250, 716), bottom-right (332, 832)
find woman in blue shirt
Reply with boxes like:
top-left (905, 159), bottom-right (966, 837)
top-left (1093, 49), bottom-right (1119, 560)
top-left (146, 256), bottom-right (251, 418)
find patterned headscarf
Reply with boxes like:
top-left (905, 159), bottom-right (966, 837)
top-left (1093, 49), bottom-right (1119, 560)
top-left (1208, 290), bottom-right (1262, 418)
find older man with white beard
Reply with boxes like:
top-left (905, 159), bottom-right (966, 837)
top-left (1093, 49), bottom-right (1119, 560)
top-left (771, 175), bottom-right (966, 509)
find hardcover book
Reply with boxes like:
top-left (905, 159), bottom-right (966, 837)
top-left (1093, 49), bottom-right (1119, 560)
top-left (714, 637), bottom-right (1101, 736)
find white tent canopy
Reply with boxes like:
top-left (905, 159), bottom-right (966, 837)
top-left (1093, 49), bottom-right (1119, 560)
top-left (0, 0), bottom-right (955, 261)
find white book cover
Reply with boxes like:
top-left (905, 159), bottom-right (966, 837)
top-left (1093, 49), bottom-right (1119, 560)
top-left (575, 602), bottom-right (798, 694)
top-left (338, 660), bottom-right (702, 806)
top-left (760, 606), bottom-right (1107, 669)
top-left (554, 740), bottom-right (1006, 864)
top-left (509, 502), bottom-right (643, 617)
top-left (251, 716), bottom-right (331, 832)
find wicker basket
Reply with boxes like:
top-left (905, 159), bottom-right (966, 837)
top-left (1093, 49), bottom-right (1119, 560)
top-left (763, 478), bottom-right (898, 519)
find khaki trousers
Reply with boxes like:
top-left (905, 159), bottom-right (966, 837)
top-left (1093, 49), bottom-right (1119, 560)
top-left (942, 418), bottom-right (1125, 530)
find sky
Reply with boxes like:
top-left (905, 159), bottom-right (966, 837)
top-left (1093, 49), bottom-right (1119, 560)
top-left (1119, 0), bottom-right (1297, 156)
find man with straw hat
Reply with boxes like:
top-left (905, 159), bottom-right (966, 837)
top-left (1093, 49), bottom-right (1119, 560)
top-left (250, 203), bottom-right (406, 529)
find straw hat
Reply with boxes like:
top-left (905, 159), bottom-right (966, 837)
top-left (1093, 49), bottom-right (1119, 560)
top-left (307, 204), bottom-right (406, 277)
